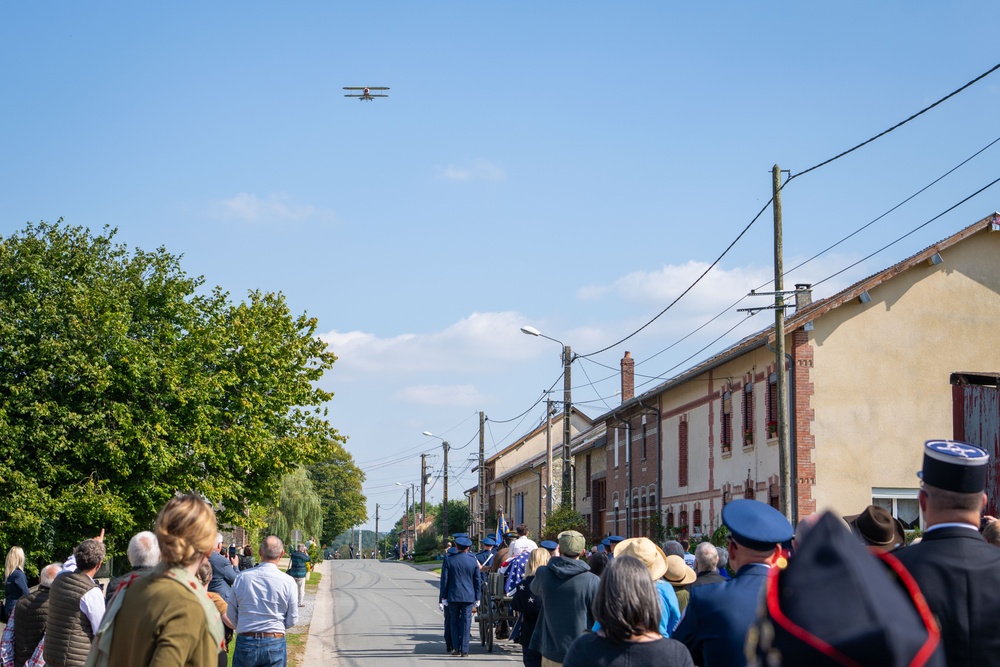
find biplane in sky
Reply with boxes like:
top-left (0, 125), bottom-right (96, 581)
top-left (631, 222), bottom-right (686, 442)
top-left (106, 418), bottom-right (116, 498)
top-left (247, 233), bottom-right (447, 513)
top-left (343, 86), bottom-right (389, 101)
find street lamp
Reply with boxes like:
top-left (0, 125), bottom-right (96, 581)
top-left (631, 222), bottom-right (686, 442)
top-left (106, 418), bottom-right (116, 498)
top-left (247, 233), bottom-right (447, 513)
top-left (423, 431), bottom-right (451, 536)
top-left (521, 325), bottom-right (574, 507)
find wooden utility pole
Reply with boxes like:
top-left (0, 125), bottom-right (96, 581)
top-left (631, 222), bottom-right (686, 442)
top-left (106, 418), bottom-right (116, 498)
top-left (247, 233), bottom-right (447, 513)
top-left (443, 440), bottom-right (450, 535)
top-left (562, 345), bottom-right (573, 506)
top-left (773, 164), bottom-right (793, 523)
top-left (375, 504), bottom-right (379, 559)
top-left (478, 411), bottom-right (485, 540)
top-left (545, 398), bottom-right (553, 520)
top-left (420, 454), bottom-right (427, 521)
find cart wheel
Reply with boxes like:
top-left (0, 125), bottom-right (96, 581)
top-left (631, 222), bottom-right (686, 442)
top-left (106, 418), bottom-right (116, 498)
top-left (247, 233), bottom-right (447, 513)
top-left (478, 589), bottom-right (489, 646)
top-left (486, 599), bottom-right (495, 653)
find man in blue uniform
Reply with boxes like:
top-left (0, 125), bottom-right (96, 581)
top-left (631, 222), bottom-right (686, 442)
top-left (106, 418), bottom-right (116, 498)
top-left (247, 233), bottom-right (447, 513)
top-left (440, 536), bottom-right (482, 657)
top-left (894, 439), bottom-right (1000, 666)
top-left (440, 546), bottom-right (458, 653)
top-left (475, 536), bottom-right (497, 569)
top-left (673, 499), bottom-right (792, 667)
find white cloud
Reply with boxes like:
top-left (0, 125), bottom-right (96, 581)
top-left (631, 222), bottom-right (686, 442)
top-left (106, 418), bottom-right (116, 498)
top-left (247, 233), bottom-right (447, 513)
top-left (210, 192), bottom-right (328, 222)
top-left (437, 158), bottom-right (506, 182)
top-left (394, 384), bottom-right (487, 406)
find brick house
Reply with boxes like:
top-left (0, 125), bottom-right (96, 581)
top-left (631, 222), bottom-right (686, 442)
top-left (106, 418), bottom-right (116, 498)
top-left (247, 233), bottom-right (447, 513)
top-left (587, 213), bottom-right (1000, 538)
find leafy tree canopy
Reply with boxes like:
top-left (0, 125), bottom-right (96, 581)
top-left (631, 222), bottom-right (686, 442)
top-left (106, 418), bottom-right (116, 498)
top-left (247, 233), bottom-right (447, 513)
top-left (264, 467), bottom-right (323, 546)
top-left (309, 443), bottom-right (367, 545)
top-left (0, 221), bottom-right (348, 572)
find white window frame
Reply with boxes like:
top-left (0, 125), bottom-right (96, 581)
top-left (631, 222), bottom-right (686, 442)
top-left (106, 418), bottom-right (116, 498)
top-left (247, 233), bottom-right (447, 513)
top-left (872, 487), bottom-right (922, 531)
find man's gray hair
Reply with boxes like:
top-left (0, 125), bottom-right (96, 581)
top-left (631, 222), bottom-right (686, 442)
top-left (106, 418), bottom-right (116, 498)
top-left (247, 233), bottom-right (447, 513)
top-left (128, 531), bottom-right (161, 568)
top-left (694, 541), bottom-right (719, 572)
top-left (216, 532), bottom-right (225, 547)
top-left (74, 539), bottom-right (106, 571)
top-left (715, 545), bottom-right (730, 569)
top-left (40, 563), bottom-right (62, 587)
top-left (260, 535), bottom-right (284, 560)
top-left (661, 540), bottom-right (686, 558)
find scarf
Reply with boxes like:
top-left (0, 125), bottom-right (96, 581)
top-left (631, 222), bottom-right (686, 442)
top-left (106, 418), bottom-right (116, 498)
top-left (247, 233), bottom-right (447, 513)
top-left (84, 562), bottom-right (226, 667)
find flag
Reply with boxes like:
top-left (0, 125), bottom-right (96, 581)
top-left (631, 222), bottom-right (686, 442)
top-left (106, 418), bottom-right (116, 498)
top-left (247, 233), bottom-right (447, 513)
top-left (495, 510), bottom-right (509, 544)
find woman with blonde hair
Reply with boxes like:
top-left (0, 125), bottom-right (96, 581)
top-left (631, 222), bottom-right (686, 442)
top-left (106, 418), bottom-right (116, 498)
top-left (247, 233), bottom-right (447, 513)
top-left (85, 494), bottom-right (226, 667)
top-left (510, 547), bottom-right (551, 667)
top-left (3, 546), bottom-right (29, 623)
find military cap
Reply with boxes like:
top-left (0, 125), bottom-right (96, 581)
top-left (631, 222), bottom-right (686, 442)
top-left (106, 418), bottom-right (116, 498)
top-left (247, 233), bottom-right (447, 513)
top-left (748, 512), bottom-right (944, 666)
top-left (454, 536), bottom-right (473, 548)
top-left (601, 537), bottom-right (611, 547)
top-left (608, 535), bottom-right (625, 545)
top-left (539, 540), bottom-right (558, 552)
top-left (918, 439), bottom-right (989, 493)
top-left (481, 536), bottom-right (497, 547)
top-left (452, 532), bottom-right (469, 539)
top-left (595, 543), bottom-right (607, 553)
top-left (723, 498), bottom-right (793, 551)
top-left (446, 546), bottom-right (458, 556)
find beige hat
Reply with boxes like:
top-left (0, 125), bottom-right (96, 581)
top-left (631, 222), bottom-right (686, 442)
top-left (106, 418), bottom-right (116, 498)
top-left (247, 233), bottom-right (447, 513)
top-left (613, 537), bottom-right (669, 580)
top-left (663, 554), bottom-right (696, 586)
top-left (557, 530), bottom-right (585, 557)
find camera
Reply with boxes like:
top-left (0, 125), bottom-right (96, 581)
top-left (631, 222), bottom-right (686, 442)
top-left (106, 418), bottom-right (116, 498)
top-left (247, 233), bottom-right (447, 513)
top-left (229, 544), bottom-right (237, 558)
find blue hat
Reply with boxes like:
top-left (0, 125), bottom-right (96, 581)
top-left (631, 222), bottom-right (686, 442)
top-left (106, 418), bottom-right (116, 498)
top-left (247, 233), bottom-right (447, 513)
top-left (608, 535), bottom-right (625, 544)
top-left (453, 532), bottom-right (469, 538)
top-left (595, 543), bottom-right (606, 553)
top-left (446, 547), bottom-right (458, 555)
top-left (455, 536), bottom-right (473, 548)
top-left (601, 537), bottom-right (611, 547)
top-left (481, 536), bottom-right (497, 547)
top-left (918, 439), bottom-right (989, 493)
top-left (723, 499), bottom-right (793, 551)
top-left (540, 540), bottom-right (558, 551)
top-left (748, 513), bottom-right (943, 666)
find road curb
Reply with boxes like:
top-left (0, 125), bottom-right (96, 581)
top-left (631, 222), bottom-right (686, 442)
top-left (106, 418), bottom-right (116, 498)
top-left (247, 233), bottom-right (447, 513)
top-left (302, 560), bottom-right (338, 666)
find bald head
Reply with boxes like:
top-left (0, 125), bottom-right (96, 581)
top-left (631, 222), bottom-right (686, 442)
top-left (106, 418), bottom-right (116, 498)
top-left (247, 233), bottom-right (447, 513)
top-left (259, 536), bottom-right (284, 562)
top-left (40, 563), bottom-right (62, 588)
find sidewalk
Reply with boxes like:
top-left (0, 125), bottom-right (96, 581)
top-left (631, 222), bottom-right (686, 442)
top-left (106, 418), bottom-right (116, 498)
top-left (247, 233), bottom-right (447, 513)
top-left (302, 559), bottom-right (337, 666)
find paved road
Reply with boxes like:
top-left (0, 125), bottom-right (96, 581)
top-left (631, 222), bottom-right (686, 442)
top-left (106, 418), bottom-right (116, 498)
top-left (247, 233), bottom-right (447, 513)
top-left (308, 559), bottom-right (520, 666)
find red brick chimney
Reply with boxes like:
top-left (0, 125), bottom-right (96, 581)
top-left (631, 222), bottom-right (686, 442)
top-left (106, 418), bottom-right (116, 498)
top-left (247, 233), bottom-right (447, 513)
top-left (621, 351), bottom-right (634, 402)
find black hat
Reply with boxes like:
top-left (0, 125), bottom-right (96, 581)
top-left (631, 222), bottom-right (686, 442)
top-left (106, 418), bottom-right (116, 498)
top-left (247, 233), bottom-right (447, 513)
top-left (748, 512), bottom-right (943, 667)
top-left (918, 439), bottom-right (989, 493)
top-left (723, 499), bottom-right (793, 551)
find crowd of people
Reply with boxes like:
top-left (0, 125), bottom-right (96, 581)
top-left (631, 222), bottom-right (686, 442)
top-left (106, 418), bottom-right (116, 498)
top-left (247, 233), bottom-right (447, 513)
top-left (1, 495), bottom-right (311, 667)
top-left (438, 438), bottom-right (1000, 666)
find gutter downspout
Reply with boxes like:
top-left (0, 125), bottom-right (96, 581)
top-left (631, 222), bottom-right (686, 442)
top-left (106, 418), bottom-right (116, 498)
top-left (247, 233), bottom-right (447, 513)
top-left (527, 466), bottom-right (544, 537)
top-left (638, 398), bottom-right (662, 529)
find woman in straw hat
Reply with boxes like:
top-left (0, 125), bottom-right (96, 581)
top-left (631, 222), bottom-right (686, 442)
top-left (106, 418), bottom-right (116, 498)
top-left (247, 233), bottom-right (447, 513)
top-left (663, 554), bottom-right (696, 612)
top-left (564, 556), bottom-right (694, 667)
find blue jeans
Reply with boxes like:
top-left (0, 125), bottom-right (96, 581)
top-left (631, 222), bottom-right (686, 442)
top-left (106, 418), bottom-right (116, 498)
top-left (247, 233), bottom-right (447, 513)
top-left (233, 635), bottom-right (286, 667)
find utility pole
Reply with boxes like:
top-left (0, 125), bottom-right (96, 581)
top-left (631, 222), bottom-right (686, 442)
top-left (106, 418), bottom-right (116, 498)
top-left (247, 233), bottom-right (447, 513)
top-left (563, 345), bottom-right (573, 507)
top-left (478, 411), bottom-right (485, 541)
top-left (420, 453), bottom-right (427, 521)
top-left (411, 483), bottom-right (418, 546)
top-left (375, 504), bottom-right (379, 559)
top-left (545, 397), bottom-right (553, 520)
top-left (443, 440), bottom-right (450, 536)
top-left (404, 486), bottom-right (411, 553)
top-left (773, 164), bottom-right (793, 523)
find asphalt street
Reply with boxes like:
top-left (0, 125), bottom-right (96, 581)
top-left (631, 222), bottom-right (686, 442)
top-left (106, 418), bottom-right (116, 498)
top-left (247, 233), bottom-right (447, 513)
top-left (308, 558), bottom-right (521, 666)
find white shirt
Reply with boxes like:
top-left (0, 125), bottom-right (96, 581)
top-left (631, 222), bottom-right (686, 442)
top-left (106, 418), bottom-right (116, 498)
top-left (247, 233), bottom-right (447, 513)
top-left (80, 585), bottom-right (105, 635)
top-left (509, 537), bottom-right (537, 559)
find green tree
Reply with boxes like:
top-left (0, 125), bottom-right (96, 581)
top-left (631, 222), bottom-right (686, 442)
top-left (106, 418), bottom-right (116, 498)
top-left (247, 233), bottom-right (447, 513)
top-left (264, 467), bottom-right (323, 545)
top-left (0, 221), bottom-right (346, 570)
top-left (542, 504), bottom-right (589, 542)
top-left (432, 500), bottom-right (472, 537)
top-left (308, 444), bottom-right (367, 545)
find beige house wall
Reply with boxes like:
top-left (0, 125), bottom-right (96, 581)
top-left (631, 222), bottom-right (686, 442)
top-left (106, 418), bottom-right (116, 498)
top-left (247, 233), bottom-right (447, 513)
top-left (809, 229), bottom-right (1000, 516)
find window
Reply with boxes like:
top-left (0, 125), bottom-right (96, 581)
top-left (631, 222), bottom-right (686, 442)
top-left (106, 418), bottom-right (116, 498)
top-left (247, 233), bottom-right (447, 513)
top-left (769, 483), bottom-right (780, 510)
top-left (514, 493), bottom-right (525, 525)
top-left (641, 419), bottom-right (648, 460)
top-left (766, 373), bottom-right (778, 438)
top-left (721, 390), bottom-right (733, 452)
top-left (585, 454), bottom-right (591, 486)
top-left (667, 510), bottom-right (675, 530)
top-left (742, 382), bottom-right (754, 446)
top-left (692, 508), bottom-right (702, 537)
top-left (872, 488), bottom-right (921, 531)
top-left (678, 418), bottom-right (689, 487)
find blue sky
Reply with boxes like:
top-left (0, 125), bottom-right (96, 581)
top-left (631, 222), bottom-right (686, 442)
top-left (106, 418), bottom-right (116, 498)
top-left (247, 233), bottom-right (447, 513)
top-left (3, 3), bottom-right (1000, 533)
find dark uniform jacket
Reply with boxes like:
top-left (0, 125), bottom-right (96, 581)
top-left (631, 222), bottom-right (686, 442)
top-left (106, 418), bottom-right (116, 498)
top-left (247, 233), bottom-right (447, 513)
top-left (439, 551), bottom-right (482, 604)
top-left (13, 585), bottom-right (50, 667)
top-left (894, 525), bottom-right (1000, 667)
top-left (673, 562), bottom-right (770, 667)
top-left (44, 571), bottom-right (97, 667)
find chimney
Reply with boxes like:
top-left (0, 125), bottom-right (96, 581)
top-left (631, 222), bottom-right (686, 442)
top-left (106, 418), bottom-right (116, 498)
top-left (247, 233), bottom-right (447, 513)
top-left (621, 351), bottom-right (634, 403)
top-left (795, 284), bottom-right (812, 312)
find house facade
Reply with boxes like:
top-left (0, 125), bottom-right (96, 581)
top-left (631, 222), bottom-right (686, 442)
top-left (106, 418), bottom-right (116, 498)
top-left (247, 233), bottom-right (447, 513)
top-left (580, 213), bottom-right (1000, 539)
